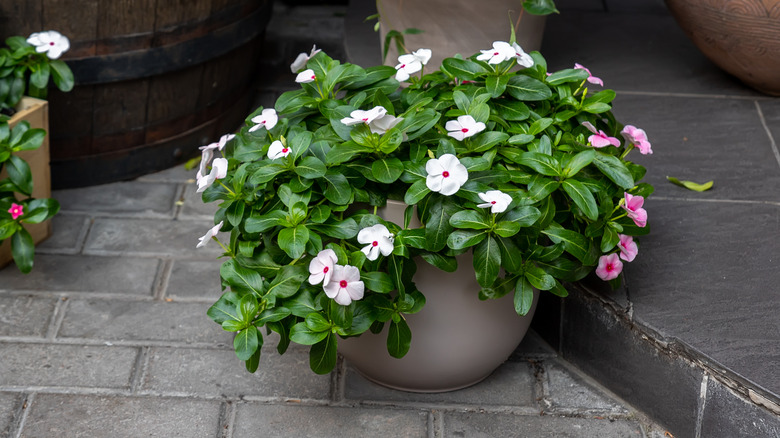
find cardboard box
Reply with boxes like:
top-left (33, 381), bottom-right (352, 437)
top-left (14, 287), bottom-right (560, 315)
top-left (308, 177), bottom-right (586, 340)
top-left (0, 97), bottom-right (52, 269)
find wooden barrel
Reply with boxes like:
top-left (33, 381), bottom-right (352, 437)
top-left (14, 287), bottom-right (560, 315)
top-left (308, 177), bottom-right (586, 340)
top-left (0, 0), bottom-right (272, 188)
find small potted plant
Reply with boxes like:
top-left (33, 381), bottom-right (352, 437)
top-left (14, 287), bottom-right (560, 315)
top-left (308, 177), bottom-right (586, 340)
top-left (196, 34), bottom-right (654, 391)
top-left (0, 31), bottom-right (73, 272)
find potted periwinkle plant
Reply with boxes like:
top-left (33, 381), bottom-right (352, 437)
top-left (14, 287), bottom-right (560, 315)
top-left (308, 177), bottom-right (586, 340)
top-left (195, 35), bottom-right (654, 391)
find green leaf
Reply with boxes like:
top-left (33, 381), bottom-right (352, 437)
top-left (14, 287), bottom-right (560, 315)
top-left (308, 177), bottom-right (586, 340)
top-left (493, 221), bottom-right (522, 238)
top-left (420, 252), bottom-right (458, 272)
top-left (220, 259), bottom-right (264, 296)
top-left (468, 131), bottom-right (509, 153)
top-left (486, 74), bottom-right (510, 98)
top-left (424, 198), bottom-right (455, 252)
top-left (524, 265), bottom-right (556, 290)
top-left (255, 307), bottom-right (292, 325)
top-left (452, 90), bottom-right (470, 112)
top-left (542, 225), bottom-right (595, 265)
top-left (562, 149), bottom-right (595, 178)
top-left (666, 176), bottom-right (713, 192)
top-left (522, 0), bottom-right (559, 15)
top-left (278, 225), bottom-right (309, 259)
top-left (6, 155), bottom-right (32, 196)
top-left (238, 294), bottom-right (259, 322)
top-left (290, 321), bottom-right (328, 345)
top-left (506, 75), bottom-right (552, 101)
top-left (441, 58), bottom-right (488, 81)
top-left (309, 218), bottom-right (359, 239)
top-left (404, 179), bottom-right (430, 205)
top-left (528, 118), bottom-right (553, 136)
top-left (29, 62), bottom-right (50, 89)
top-left (294, 156), bottom-right (327, 179)
top-left (492, 99), bottom-right (530, 121)
top-left (13, 128), bottom-right (45, 151)
top-left (305, 312), bottom-right (332, 332)
top-left (19, 198), bottom-right (59, 224)
top-left (447, 229), bottom-right (488, 250)
top-left (244, 210), bottom-right (286, 233)
top-left (361, 271), bottom-right (395, 293)
top-left (250, 163), bottom-right (286, 184)
top-left (516, 152), bottom-right (560, 177)
top-left (545, 68), bottom-right (589, 86)
top-left (387, 317), bottom-right (411, 358)
top-left (310, 332), bottom-right (338, 374)
top-left (582, 102), bottom-right (612, 114)
top-left (207, 292), bottom-right (241, 324)
top-left (322, 171), bottom-right (352, 205)
top-left (601, 225), bottom-right (619, 252)
top-left (514, 277), bottom-right (535, 316)
top-left (267, 265), bottom-right (307, 298)
top-left (562, 179), bottom-right (598, 221)
top-left (234, 327), bottom-right (259, 361)
top-left (593, 152), bottom-right (635, 190)
top-left (501, 206), bottom-right (541, 227)
top-left (449, 210), bottom-right (490, 229)
top-left (49, 59), bottom-right (74, 92)
top-left (473, 236), bottom-right (501, 287)
top-left (245, 347), bottom-right (262, 373)
top-left (528, 175), bottom-right (560, 200)
top-left (371, 157), bottom-right (404, 183)
top-left (496, 237), bottom-right (523, 273)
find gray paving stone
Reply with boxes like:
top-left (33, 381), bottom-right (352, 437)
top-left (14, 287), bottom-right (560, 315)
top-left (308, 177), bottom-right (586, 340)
top-left (0, 393), bottom-right (19, 437)
top-left (443, 411), bottom-right (644, 438)
top-left (344, 360), bottom-right (536, 407)
top-left (166, 260), bottom-right (223, 300)
top-left (544, 362), bottom-right (628, 414)
top-left (701, 378), bottom-right (780, 438)
top-left (233, 403), bottom-right (428, 438)
top-left (611, 95), bottom-right (780, 201)
top-left (36, 214), bottom-right (88, 253)
top-left (178, 183), bottom-right (219, 220)
top-left (509, 329), bottom-right (558, 361)
top-left (0, 255), bottom-right (159, 295)
top-left (142, 346), bottom-right (331, 399)
top-left (22, 394), bottom-right (222, 437)
top-left (0, 344), bottom-right (137, 388)
top-left (625, 201), bottom-right (780, 398)
top-left (53, 181), bottom-right (178, 218)
top-left (84, 218), bottom-right (226, 259)
top-left (0, 296), bottom-right (57, 337)
top-left (59, 299), bottom-right (232, 345)
top-left (759, 100), bottom-right (780, 152)
top-left (137, 163), bottom-right (196, 184)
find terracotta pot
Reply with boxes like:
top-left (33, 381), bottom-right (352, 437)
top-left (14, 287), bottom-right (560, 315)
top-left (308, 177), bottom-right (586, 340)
top-left (377, 0), bottom-right (546, 69)
top-left (338, 201), bottom-right (538, 392)
top-left (664, 0), bottom-right (780, 95)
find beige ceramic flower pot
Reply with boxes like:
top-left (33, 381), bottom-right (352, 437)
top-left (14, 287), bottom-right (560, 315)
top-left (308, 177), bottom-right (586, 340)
top-left (338, 200), bottom-right (538, 392)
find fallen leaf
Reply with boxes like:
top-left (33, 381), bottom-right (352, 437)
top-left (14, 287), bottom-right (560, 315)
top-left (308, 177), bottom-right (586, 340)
top-left (667, 176), bottom-right (713, 192)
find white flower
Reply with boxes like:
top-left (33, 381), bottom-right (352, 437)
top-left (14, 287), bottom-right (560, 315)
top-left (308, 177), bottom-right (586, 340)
top-left (197, 147), bottom-right (215, 179)
top-left (323, 265), bottom-right (365, 306)
top-left (267, 140), bottom-right (291, 160)
top-left (425, 154), bottom-right (468, 196)
top-left (340, 106), bottom-right (387, 126)
top-left (477, 190), bottom-right (513, 213)
top-left (196, 158), bottom-right (228, 193)
top-left (27, 30), bottom-right (70, 59)
top-left (308, 249), bottom-right (338, 285)
top-left (395, 54), bottom-right (421, 81)
top-left (476, 41), bottom-right (515, 65)
top-left (445, 115), bottom-right (485, 141)
top-left (249, 109), bottom-right (278, 132)
top-left (368, 114), bottom-right (403, 134)
top-left (290, 45), bottom-right (322, 73)
top-left (411, 48), bottom-right (432, 65)
top-left (511, 43), bottom-right (534, 68)
top-left (196, 221), bottom-right (223, 248)
top-left (295, 69), bottom-right (316, 83)
top-left (357, 224), bottom-right (394, 261)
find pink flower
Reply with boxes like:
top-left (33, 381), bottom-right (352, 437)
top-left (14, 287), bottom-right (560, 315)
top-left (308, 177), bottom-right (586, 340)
top-left (581, 121), bottom-right (620, 148)
top-left (622, 193), bottom-right (647, 228)
top-left (196, 221), bottom-right (223, 248)
top-left (617, 234), bottom-right (638, 262)
top-left (8, 203), bottom-right (23, 220)
top-left (323, 265), bottom-right (365, 306)
top-left (574, 63), bottom-right (603, 86)
top-left (445, 115), bottom-right (485, 141)
top-left (308, 249), bottom-right (338, 285)
top-left (249, 108), bottom-right (278, 132)
top-left (295, 68), bottom-right (316, 83)
top-left (621, 125), bottom-right (653, 155)
top-left (596, 253), bottom-right (623, 281)
top-left (357, 224), bottom-right (394, 261)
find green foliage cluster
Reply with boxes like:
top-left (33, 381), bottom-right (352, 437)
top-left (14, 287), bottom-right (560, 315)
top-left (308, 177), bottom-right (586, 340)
top-left (202, 47), bottom-right (652, 375)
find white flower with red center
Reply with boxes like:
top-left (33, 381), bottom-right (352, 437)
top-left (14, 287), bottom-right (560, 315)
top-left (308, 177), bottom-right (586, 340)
top-left (323, 264), bottom-right (365, 306)
top-left (511, 42), bottom-right (534, 68)
top-left (476, 41), bottom-right (516, 65)
top-left (617, 234), bottom-right (638, 262)
top-left (196, 157), bottom-right (228, 193)
top-left (267, 140), bottom-right (291, 160)
top-left (249, 109), bottom-right (278, 133)
top-left (340, 106), bottom-right (387, 126)
top-left (581, 121), bottom-right (621, 148)
top-left (357, 224), bottom-right (394, 261)
top-left (477, 190), bottom-right (512, 213)
top-left (295, 68), bottom-right (316, 83)
top-left (425, 154), bottom-right (468, 196)
top-left (196, 221), bottom-right (223, 248)
top-left (8, 203), bottom-right (23, 220)
top-left (596, 253), bottom-right (623, 281)
top-left (445, 115), bottom-right (486, 141)
top-left (308, 249), bottom-right (338, 285)
top-left (290, 44), bottom-right (322, 73)
top-left (368, 114), bottom-right (403, 135)
top-left (574, 63), bottom-right (604, 86)
top-left (621, 125), bottom-right (653, 155)
top-left (26, 30), bottom-right (70, 59)
top-left (394, 48), bottom-right (432, 82)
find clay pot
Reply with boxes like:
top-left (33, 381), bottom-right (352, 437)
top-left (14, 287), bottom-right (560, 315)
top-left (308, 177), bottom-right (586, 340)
top-left (664, 0), bottom-right (780, 96)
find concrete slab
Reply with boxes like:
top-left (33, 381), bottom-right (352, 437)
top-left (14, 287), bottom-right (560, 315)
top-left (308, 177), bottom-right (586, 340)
top-left (165, 260), bottom-right (223, 300)
top-left (54, 181), bottom-right (179, 218)
top-left (544, 363), bottom-right (628, 415)
top-left (701, 378), bottom-right (780, 438)
top-left (35, 214), bottom-right (89, 254)
top-left (0, 296), bottom-right (57, 337)
top-left (177, 184), bottom-right (220, 220)
top-left (0, 393), bottom-right (19, 437)
top-left (443, 411), bottom-right (644, 437)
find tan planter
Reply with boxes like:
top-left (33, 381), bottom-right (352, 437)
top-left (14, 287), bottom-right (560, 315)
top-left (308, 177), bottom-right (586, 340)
top-left (377, 0), bottom-right (547, 69)
top-left (338, 200), bottom-right (538, 392)
top-left (0, 97), bottom-right (52, 269)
